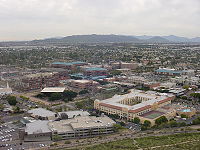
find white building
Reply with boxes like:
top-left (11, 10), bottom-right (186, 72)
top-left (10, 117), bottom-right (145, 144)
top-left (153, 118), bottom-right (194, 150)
top-left (0, 83), bottom-right (12, 95)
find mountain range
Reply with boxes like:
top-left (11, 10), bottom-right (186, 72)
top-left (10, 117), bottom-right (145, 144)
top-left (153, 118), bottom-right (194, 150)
top-left (33, 34), bottom-right (200, 44)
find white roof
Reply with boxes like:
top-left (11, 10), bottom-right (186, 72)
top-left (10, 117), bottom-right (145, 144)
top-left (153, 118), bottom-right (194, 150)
top-left (49, 116), bottom-right (115, 133)
top-left (72, 80), bottom-right (92, 83)
top-left (25, 120), bottom-right (51, 134)
top-left (58, 111), bottom-right (90, 118)
top-left (28, 108), bottom-right (56, 118)
top-left (41, 87), bottom-right (65, 93)
top-left (0, 88), bottom-right (12, 95)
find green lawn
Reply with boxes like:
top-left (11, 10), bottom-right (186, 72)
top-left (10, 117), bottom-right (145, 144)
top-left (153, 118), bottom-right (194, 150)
top-left (67, 133), bottom-right (200, 150)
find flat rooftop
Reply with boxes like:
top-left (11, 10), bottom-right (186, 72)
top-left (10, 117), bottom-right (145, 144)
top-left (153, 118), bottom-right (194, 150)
top-left (25, 120), bottom-right (51, 134)
top-left (85, 67), bottom-right (107, 71)
top-left (28, 108), bottom-right (56, 118)
top-left (97, 89), bottom-right (174, 112)
top-left (41, 87), bottom-right (65, 93)
top-left (49, 116), bottom-right (115, 133)
top-left (24, 72), bottom-right (57, 78)
top-left (58, 111), bottom-right (90, 118)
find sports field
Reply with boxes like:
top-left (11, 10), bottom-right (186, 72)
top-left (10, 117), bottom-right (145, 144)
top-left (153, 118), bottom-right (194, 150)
top-left (140, 110), bottom-right (165, 119)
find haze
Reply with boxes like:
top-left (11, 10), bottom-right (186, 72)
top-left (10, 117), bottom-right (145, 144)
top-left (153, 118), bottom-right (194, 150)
top-left (0, 0), bottom-right (200, 41)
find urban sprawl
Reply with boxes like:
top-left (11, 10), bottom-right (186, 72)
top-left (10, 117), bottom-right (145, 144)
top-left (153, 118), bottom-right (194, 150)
top-left (0, 43), bottom-right (200, 149)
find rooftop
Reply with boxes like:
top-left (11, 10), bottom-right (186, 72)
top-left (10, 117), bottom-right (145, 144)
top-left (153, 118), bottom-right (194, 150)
top-left (49, 116), bottom-right (115, 133)
top-left (41, 87), bottom-right (65, 93)
top-left (25, 120), bottom-right (51, 134)
top-left (24, 72), bottom-right (57, 78)
top-left (85, 67), bottom-right (107, 71)
top-left (58, 111), bottom-right (90, 119)
top-left (96, 89), bottom-right (174, 112)
top-left (52, 61), bottom-right (86, 66)
top-left (28, 108), bottom-right (56, 118)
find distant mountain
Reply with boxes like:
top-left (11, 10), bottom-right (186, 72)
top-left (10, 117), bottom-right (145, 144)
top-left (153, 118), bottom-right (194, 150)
top-left (162, 35), bottom-right (190, 42)
top-left (191, 37), bottom-right (200, 42)
top-left (134, 35), bottom-right (154, 40)
top-left (144, 36), bottom-right (170, 43)
top-left (29, 34), bottom-right (200, 44)
top-left (37, 34), bottom-right (141, 43)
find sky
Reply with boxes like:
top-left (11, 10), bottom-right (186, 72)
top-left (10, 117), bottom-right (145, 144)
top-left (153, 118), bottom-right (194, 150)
top-left (0, 0), bottom-right (200, 41)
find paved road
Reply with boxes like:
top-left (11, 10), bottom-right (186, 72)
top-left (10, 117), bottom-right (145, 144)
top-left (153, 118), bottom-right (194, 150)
top-left (48, 129), bottom-right (200, 150)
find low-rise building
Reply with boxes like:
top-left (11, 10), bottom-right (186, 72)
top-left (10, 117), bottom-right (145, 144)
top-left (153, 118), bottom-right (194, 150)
top-left (20, 116), bottom-right (115, 141)
top-left (94, 89), bottom-right (175, 125)
top-left (0, 83), bottom-right (12, 95)
top-left (70, 79), bottom-right (99, 90)
top-left (49, 116), bottom-right (115, 140)
top-left (19, 120), bottom-right (52, 142)
top-left (58, 111), bottom-right (90, 119)
top-left (21, 72), bottom-right (60, 91)
top-left (27, 108), bottom-right (57, 120)
top-left (51, 62), bottom-right (87, 70)
top-left (83, 67), bottom-right (108, 77)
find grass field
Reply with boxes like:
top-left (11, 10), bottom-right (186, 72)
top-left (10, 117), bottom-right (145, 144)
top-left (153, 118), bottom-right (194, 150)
top-left (68, 132), bottom-right (200, 150)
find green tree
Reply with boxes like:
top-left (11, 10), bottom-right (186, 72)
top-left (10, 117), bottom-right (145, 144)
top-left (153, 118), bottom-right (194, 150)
top-left (143, 120), bottom-right (151, 127)
top-left (183, 85), bottom-right (189, 90)
top-left (109, 70), bottom-right (122, 76)
top-left (169, 120), bottom-right (178, 127)
top-left (7, 96), bottom-right (17, 106)
top-left (155, 116), bottom-right (168, 126)
top-left (181, 114), bottom-right (188, 118)
top-left (0, 104), bottom-right (5, 111)
top-left (133, 117), bottom-right (140, 124)
top-left (113, 124), bottom-right (123, 132)
top-left (63, 90), bottom-right (77, 101)
top-left (52, 135), bottom-right (62, 141)
top-left (49, 93), bottom-right (62, 101)
top-left (79, 90), bottom-right (89, 95)
top-left (13, 106), bottom-right (20, 113)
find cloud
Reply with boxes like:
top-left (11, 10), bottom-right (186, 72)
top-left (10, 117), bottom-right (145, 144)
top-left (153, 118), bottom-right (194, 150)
top-left (0, 0), bottom-right (199, 40)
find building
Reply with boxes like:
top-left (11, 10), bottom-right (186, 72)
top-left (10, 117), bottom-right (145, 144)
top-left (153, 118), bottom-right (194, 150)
top-left (70, 79), bottom-right (99, 90)
top-left (0, 71), bottom-right (20, 79)
top-left (21, 72), bottom-right (60, 91)
top-left (27, 108), bottom-right (57, 120)
top-left (57, 111), bottom-right (90, 119)
top-left (20, 116), bottom-right (115, 141)
top-left (19, 120), bottom-right (52, 142)
top-left (155, 68), bottom-right (194, 76)
top-left (0, 83), bottom-right (12, 95)
top-left (51, 62), bottom-right (87, 70)
top-left (111, 62), bottom-right (138, 70)
top-left (40, 68), bottom-right (69, 80)
top-left (49, 116), bottom-right (115, 140)
top-left (94, 89), bottom-right (175, 125)
top-left (41, 87), bottom-right (66, 93)
top-left (143, 82), bottom-right (160, 89)
top-left (83, 67), bottom-right (108, 77)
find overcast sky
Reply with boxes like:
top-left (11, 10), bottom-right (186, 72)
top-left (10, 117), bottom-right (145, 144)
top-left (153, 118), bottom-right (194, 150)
top-left (0, 0), bottom-right (200, 41)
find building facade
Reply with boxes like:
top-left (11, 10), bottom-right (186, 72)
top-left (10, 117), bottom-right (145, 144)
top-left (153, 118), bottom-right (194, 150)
top-left (21, 72), bottom-right (60, 91)
top-left (94, 89), bottom-right (175, 122)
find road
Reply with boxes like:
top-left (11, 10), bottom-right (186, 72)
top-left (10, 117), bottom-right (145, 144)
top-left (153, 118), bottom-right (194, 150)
top-left (47, 128), bottom-right (200, 150)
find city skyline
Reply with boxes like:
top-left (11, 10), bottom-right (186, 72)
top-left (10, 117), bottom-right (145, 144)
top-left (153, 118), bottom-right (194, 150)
top-left (0, 0), bottom-right (200, 41)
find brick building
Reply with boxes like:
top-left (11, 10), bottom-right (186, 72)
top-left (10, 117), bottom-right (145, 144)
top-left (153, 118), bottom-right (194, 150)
top-left (21, 72), bottom-right (60, 91)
